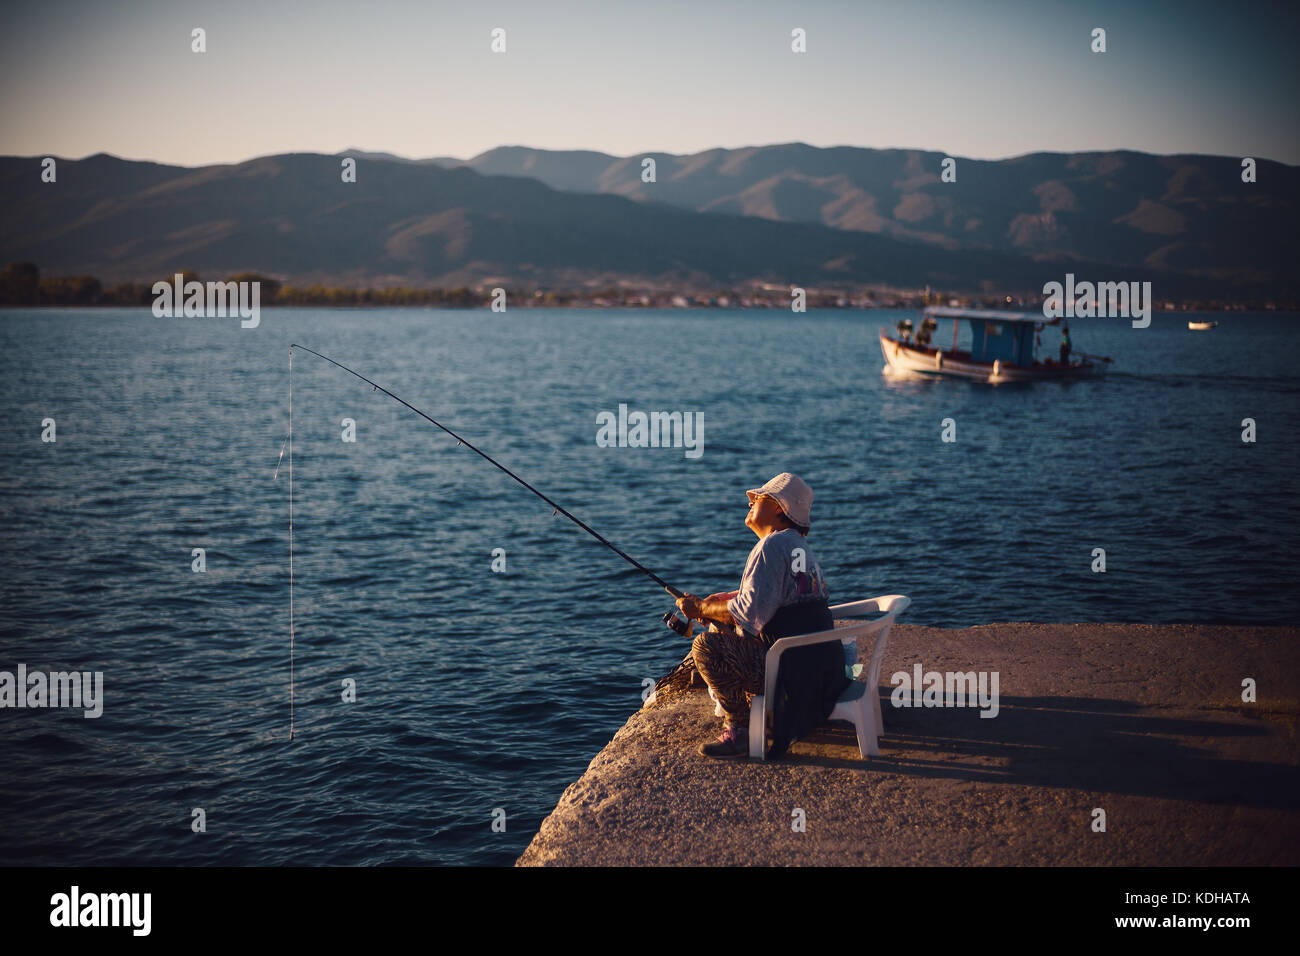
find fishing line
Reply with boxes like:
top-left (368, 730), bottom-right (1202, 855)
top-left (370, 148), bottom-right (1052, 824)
top-left (289, 346), bottom-right (294, 741)
top-left (272, 349), bottom-right (296, 740)
top-left (287, 344), bottom-right (684, 600)
top-left (291, 348), bottom-right (296, 743)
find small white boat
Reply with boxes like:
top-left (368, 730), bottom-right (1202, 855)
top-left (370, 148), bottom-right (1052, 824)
top-left (880, 307), bottom-right (1109, 383)
top-left (1188, 320), bottom-right (1218, 330)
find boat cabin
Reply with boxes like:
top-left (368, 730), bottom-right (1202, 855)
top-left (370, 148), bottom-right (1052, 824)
top-left (969, 315), bottom-right (1035, 364)
top-left (924, 306), bottom-right (1057, 365)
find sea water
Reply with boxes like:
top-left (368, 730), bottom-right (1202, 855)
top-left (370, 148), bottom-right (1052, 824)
top-left (1, 307), bottom-right (1296, 865)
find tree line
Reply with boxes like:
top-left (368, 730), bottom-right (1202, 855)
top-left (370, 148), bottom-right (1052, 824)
top-left (0, 262), bottom-right (484, 307)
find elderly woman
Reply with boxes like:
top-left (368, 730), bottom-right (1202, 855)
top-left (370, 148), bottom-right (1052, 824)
top-left (674, 473), bottom-right (833, 758)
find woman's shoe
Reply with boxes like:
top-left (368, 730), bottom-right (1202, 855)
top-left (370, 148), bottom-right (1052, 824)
top-left (699, 725), bottom-right (748, 758)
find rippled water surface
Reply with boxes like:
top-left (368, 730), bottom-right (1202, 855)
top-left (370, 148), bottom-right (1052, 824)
top-left (1, 307), bottom-right (1297, 865)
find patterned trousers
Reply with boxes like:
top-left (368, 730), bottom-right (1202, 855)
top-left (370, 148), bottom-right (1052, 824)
top-left (691, 626), bottom-right (770, 729)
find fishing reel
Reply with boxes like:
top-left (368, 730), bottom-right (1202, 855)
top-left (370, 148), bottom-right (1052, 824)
top-left (662, 585), bottom-right (693, 638)
top-left (662, 609), bottom-right (695, 639)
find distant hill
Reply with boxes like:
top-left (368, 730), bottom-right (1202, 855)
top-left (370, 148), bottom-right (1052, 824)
top-left (337, 149), bottom-right (461, 167)
top-left (453, 143), bottom-right (1299, 289)
top-left (0, 150), bottom-right (1289, 297)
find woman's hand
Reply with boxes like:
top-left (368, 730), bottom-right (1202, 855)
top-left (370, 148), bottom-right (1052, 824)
top-left (676, 593), bottom-right (705, 621)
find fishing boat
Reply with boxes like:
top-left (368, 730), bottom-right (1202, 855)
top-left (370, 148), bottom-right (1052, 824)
top-left (1187, 320), bottom-right (1218, 330)
top-left (879, 306), bottom-right (1110, 383)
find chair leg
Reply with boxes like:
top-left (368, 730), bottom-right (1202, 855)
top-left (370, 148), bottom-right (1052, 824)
top-left (857, 695), bottom-right (879, 759)
top-left (748, 695), bottom-right (766, 760)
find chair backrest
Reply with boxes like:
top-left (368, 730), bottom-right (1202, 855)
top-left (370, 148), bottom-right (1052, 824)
top-left (761, 595), bottom-right (911, 704)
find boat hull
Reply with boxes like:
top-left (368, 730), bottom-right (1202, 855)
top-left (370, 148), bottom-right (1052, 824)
top-left (879, 330), bottom-right (1102, 383)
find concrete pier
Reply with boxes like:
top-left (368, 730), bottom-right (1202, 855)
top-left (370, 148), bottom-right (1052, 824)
top-left (517, 623), bottom-right (1299, 866)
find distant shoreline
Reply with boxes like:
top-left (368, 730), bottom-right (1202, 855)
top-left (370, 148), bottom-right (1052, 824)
top-left (2, 262), bottom-right (1293, 313)
top-left (2, 303), bottom-right (1291, 314)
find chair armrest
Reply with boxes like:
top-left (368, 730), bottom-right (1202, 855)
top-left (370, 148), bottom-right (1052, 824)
top-left (829, 595), bottom-right (911, 619)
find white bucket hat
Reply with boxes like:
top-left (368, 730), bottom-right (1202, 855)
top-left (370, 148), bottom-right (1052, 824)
top-left (746, 473), bottom-right (813, 528)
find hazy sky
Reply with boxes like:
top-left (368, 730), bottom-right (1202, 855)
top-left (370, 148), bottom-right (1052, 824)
top-left (1, 0), bottom-right (1296, 166)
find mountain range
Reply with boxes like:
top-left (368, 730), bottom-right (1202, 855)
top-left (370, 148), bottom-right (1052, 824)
top-left (443, 144), bottom-right (1297, 286)
top-left (1, 143), bottom-right (1294, 297)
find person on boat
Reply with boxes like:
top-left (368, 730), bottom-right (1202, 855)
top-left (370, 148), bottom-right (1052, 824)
top-left (916, 316), bottom-right (936, 347)
top-left (1059, 324), bottom-right (1072, 365)
top-left (673, 473), bottom-right (833, 758)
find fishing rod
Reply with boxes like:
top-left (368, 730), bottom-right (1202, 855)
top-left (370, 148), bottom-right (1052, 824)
top-left (288, 344), bottom-right (687, 605)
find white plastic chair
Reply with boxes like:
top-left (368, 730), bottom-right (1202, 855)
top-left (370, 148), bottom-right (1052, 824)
top-left (743, 594), bottom-right (911, 760)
